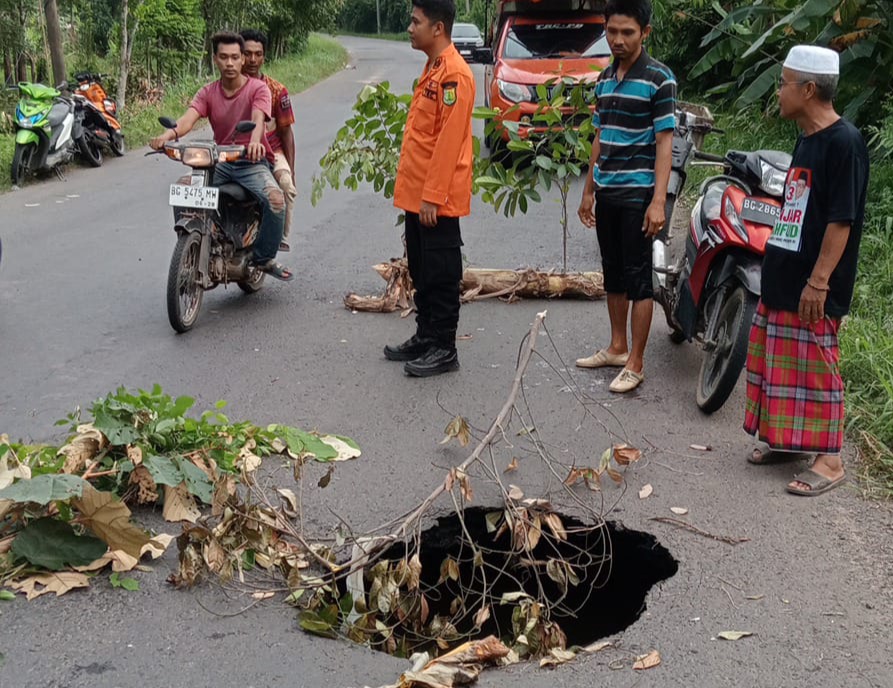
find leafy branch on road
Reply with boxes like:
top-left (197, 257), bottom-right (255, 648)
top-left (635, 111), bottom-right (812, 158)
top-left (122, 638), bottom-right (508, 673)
top-left (0, 385), bottom-right (360, 597)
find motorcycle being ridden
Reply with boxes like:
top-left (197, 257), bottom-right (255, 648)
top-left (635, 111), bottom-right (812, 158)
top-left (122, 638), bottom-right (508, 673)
top-left (73, 72), bottom-right (125, 164)
top-left (10, 81), bottom-right (85, 186)
top-left (149, 31), bottom-right (293, 332)
top-left (654, 107), bottom-right (791, 413)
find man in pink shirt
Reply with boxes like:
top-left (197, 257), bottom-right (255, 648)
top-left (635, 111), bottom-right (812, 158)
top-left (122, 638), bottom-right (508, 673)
top-left (150, 32), bottom-right (293, 281)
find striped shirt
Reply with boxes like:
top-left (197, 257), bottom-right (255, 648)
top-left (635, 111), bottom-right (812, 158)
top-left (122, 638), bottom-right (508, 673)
top-left (592, 49), bottom-right (676, 204)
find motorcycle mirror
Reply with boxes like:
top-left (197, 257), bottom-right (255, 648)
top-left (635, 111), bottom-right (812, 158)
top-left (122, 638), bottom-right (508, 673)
top-left (234, 120), bottom-right (256, 133)
top-left (159, 116), bottom-right (178, 130)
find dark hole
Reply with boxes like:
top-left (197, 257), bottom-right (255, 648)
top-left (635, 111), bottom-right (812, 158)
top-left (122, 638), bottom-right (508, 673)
top-left (372, 506), bottom-right (678, 652)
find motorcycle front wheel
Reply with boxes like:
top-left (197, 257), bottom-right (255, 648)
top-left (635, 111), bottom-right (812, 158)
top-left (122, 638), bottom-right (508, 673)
top-left (77, 134), bottom-right (103, 167)
top-left (166, 233), bottom-right (204, 333)
top-left (11, 143), bottom-right (35, 186)
top-left (696, 285), bottom-right (758, 414)
top-left (110, 131), bottom-right (126, 157)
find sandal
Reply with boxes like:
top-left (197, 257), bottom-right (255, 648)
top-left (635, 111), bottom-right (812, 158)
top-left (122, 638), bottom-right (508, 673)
top-left (748, 445), bottom-right (809, 465)
top-left (278, 240), bottom-right (291, 252)
top-left (576, 349), bottom-right (629, 369)
top-left (609, 368), bottom-right (644, 393)
top-left (254, 259), bottom-right (295, 282)
top-left (785, 468), bottom-right (846, 497)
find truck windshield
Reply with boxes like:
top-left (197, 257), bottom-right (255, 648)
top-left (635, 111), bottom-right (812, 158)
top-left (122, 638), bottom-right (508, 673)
top-left (503, 22), bottom-right (610, 59)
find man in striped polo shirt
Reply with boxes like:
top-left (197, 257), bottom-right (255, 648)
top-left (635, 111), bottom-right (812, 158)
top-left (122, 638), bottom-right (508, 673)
top-left (576, 0), bottom-right (676, 393)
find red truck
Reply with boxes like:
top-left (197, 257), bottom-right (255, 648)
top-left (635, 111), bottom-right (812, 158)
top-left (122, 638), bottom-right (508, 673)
top-left (474, 0), bottom-right (610, 142)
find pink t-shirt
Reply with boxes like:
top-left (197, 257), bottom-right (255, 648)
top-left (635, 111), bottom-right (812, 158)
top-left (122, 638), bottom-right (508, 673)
top-left (190, 78), bottom-right (274, 162)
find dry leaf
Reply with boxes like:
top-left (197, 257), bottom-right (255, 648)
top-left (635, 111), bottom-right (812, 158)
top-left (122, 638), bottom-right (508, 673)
top-left (540, 648), bottom-right (577, 668)
top-left (543, 512), bottom-right (567, 541)
top-left (162, 483), bottom-right (201, 523)
top-left (126, 445), bottom-right (144, 466)
top-left (277, 488), bottom-right (299, 513)
top-left (564, 468), bottom-right (583, 487)
top-left (507, 485), bottom-right (524, 500)
top-left (605, 466), bottom-right (624, 484)
top-left (59, 425), bottom-right (106, 474)
top-left (128, 465), bottom-right (159, 504)
top-left (9, 572), bottom-right (90, 600)
top-left (318, 466), bottom-right (334, 488)
top-left (399, 636), bottom-right (510, 688)
top-left (690, 444), bottom-right (712, 452)
top-left (504, 457), bottom-right (519, 473)
top-left (0, 454), bottom-right (31, 490)
top-left (458, 471), bottom-right (473, 503)
top-left (72, 485), bottom-right (151, 558)
top-left (474, 605), bottom-right (491, 627)
top-left (440, 416), bottom-right (471, 447)
top-left (613, 444), bottom-right (642, 466)
top-left (142, 534), bottom-right (174, 559)
top-left (745, 594), bottom-right (765, 601)
top-left (251, 591), bottom-right (276, 600)
top-left (318, 436), bottom-right (362, 461)
top-left (638, 484), bottom-right (654, 499)
top-left (582, 640), bottom-right (613, 653)
top-left (632, 649), bottom-right (661, 670)
top-left (718, 631), bottom-right (753, 641)
top-left (670, 507), bottom-right (689, 516)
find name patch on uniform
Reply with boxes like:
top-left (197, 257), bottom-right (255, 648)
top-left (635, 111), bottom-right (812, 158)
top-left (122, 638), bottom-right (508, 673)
top-left (442, 81), bottom-right (458, 107)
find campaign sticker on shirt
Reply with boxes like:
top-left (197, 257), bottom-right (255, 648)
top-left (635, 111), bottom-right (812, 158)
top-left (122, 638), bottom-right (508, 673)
top-left (768, 167), bottom-right (811, 252)
top-left (442, 82), bottom-right (457, 107)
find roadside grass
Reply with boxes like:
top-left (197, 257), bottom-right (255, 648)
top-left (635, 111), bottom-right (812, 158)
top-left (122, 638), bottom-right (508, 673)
top-left (0, 34), bottom-right (347, 193)
top-left (336, 30), bottom-right (410, 42)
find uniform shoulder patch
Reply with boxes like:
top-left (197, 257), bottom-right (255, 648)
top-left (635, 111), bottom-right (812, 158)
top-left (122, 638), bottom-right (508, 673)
top-left (442, 81), bottom-right (458, 107)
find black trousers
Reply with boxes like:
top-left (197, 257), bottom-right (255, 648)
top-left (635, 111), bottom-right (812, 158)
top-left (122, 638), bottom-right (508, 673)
top-left (595, 197), bottom-right (653, 302)
top-left (405, 212), bottom-right (463, 347)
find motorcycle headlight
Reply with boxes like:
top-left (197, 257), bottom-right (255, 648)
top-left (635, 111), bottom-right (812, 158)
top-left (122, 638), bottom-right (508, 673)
top-left (724, 196), bottom-right (749, 242)
top-left (497, 79), bottom-right (530, 104)
top-left (759, 161), bottom-right (786, 197)
top-left (181, 147), bottom-right (214, 168)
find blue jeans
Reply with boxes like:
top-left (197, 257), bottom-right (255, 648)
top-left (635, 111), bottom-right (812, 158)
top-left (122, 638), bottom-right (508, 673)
top-left (214, 160), bottom-right (284, 264)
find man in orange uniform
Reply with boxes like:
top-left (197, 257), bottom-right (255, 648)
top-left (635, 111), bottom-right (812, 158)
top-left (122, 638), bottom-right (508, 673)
top-left (386, 0), bottom-right (475, 377)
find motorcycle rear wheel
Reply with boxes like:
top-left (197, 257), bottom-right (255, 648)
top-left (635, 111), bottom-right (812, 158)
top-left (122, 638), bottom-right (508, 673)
top-left (78, 135), bottom-right (103, 167)
top-left (696, 285), bottom-right (758, 414)
top-left (11, 144), bottom-right (34, 186)
top-left (110, 131), bottom-right (126, 157)
top-left (167, 233), bottom-right (204, 333)
top-left (237, 265), bottom-right (265, 294)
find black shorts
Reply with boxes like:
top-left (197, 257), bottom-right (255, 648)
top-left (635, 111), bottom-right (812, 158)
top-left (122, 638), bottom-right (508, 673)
top-left (595, 198), bottom-right (653, 301)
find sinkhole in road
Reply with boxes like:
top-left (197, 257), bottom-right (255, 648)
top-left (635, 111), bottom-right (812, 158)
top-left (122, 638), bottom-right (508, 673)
top-left (366, 506), bottom-right (678, 655)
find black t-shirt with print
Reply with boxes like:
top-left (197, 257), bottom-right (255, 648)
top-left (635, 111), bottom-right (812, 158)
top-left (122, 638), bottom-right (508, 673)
top-left (760, 118), bottom-right (869, 318)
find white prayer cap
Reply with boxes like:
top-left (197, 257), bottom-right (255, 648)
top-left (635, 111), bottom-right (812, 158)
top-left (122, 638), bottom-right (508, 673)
top-left (783, 45), bottom-right (839, 75)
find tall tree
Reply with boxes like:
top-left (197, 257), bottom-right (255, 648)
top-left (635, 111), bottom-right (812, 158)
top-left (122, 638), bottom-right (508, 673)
top-left (117, 0), bottom-right (143, 111)
top-left (43, 0), bottom-right (66, 85)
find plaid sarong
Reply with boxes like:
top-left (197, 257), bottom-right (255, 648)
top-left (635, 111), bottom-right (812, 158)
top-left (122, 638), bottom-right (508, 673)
top-left (743, 302), bottom-right (844, 454)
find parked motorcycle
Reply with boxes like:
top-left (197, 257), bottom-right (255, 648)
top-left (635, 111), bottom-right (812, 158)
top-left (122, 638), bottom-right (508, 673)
top-left (10, 81), bottom-right (84, 186)
top-left (73, 72), bottom-right (125, 165)
top-left (654, 110), bottom-right (791, 414)
top-left (152, 117), bottom-right (266, 333)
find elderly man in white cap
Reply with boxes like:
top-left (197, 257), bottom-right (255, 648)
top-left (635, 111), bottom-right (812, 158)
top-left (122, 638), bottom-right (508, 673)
top-left (743, 45), bottom-right (869, 496)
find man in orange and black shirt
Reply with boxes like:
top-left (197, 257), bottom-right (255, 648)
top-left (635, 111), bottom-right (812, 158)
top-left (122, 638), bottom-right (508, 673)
top-left (241, 29), bottom-right (298, 252)
top-left (385, 0), bottom-right (475, 377)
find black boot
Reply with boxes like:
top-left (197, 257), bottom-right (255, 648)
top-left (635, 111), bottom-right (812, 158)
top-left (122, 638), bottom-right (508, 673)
top-left (384, 334), bottom-right (434, 361)
top-left (404, 346), bottom-right (459, 377)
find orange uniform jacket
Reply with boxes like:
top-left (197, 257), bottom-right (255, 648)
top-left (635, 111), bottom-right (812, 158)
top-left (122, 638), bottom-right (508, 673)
top-left (394, 43), bottom-right (476, 218)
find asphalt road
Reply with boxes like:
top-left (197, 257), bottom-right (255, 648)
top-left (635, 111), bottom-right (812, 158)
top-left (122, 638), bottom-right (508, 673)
top-left (1, 37), bottom-right (891, 688)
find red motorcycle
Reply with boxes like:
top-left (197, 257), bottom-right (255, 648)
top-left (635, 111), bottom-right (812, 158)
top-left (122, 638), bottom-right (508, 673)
top-left (655, 120), bottom-right (791, 413)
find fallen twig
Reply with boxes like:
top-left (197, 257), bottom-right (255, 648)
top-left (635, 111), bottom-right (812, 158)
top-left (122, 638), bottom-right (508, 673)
top-left (649, 517), bottom-right (750, 546)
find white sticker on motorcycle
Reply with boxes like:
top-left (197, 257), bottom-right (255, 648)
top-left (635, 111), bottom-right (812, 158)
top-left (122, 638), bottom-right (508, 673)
top-left (767, 167), bottom-right (811, 252)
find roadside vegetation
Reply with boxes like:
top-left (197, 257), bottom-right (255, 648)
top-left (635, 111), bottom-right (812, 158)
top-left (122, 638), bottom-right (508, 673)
top-left (1, 0), bottom-right (347, 193)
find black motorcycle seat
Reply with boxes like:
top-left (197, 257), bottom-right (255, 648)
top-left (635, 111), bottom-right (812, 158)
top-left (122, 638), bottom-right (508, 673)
top-left (217, 183), bottom-right (250, 202)
top-left (48, 102), bottom-right (69, 127)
